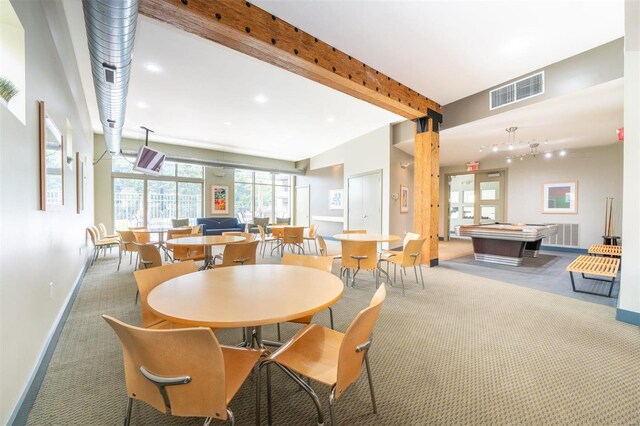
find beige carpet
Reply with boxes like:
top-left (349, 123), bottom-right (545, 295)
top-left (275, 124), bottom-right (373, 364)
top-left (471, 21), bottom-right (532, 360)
top-left (25, 250), bottom-right (639, 425)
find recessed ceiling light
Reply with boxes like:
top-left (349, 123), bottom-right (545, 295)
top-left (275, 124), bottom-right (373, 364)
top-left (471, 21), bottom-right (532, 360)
top-left (508, 144), bottom-right (514, 150)
top-left (224, 122), bottom-right (232, 127)
top-left (545, 152), bottom-right (553, 159)
top-left (492, 145), bottom-right (499, 152)
top-left (137, 101), bottom-right (149, 109)
top-left (506, 157), bottom-right (512, 163)
top-left (559, 149), bottom-right (567, 157)
top-left (327, 116), bottom-right (335, 122)
top-left (254, 94), bottom-right (268, 104)
top-left (144, 63), bottom-right (162, 73)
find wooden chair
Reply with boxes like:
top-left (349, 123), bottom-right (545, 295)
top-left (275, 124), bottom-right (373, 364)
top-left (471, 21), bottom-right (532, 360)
top-left (133, 261), bottom-right (198, 328)
top-left (282, 226), bottom-right (305, 255)
top-left (317, 235), bottom-right (342, 259)
top-left (170, 234), bottom-right (206, 263)
top-left (164, 228), bottom-right (192, 261)
top-left (257, 225), bottom-right (275, 258)
top-left (303, 224), bottom-right (320, 254)
top-left (340, 240), bottom-right (378, 287)
top-left (258, 285), bottom-right (386, 426)
top-left (343, 229), bottom-right (366, 234)
top-left (280, 254), bottom-right (336, 333)
top-left (378, 238), bottom-right (427, 296)
top-left (215, 240), bottom-right (259, 267)
top-left (116, 230), bottom-right (138, 271)
top-left (87, 227), bottom-right (119, 265)
top-left (98, 223), bottom-right (118, 239)
top-left (103, 315), bottom-right (261, 426)
top-left (133, 243), bottom-right (163, 271)
top-left (190, 225), bottom-right (203, 235)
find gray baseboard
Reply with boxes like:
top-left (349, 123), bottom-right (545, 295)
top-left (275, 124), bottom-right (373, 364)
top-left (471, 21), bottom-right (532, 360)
top-left (615, 307), bottom-right (640, 326)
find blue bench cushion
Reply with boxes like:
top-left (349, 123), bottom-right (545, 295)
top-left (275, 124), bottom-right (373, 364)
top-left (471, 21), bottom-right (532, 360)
top-left (196, 217), bottom-right (244, 235)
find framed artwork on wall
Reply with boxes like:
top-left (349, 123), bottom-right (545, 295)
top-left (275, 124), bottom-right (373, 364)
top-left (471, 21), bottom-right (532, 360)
top-left (39, 101), bottom-right (64, 211)
top-left (329, 189), bottom-right (343, 210)
top-left (76, 152), bottom-right (83, 214)
top-left (211, 185), bottom-right (229, 214)
top-left (542, 181), bottom-right (577, 214)
top-left (400, 185), bottom-right (409, 213)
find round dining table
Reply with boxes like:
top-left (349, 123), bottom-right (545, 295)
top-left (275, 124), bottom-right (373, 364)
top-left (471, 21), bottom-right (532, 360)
top-left (147, 264), bottom-right (344, 348)
top-left (166, 235), bottom-right (245, 269)
top-left (333, 233), bottom-right (401, 243)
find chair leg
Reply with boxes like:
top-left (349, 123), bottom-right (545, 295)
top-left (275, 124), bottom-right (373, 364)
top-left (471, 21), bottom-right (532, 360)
top-left (400, 269), bottom-right (405, 296)
top-left (266, 364), bottom-right (272, 425)
top-left (328, 306), bottom-right (334, 330)
top-left (419, 265), bottom-right (425, 288)
top-left (129, 250), bottom-right (133, 264)
top-left (124, 397), bottom-right (133, 426)
top-left (226, 408), bottom-right (235, 425)
top-left (315, 239), bottom-right (319, 255)
top-left (134, 289), bottom-right (139, 305)
top-left (117, 248), bottom-right (123, 271)
top-left (329, 387), bottom-right (337, 426)
top-left (363, 353), bottom-right (378, 414)
top-left (271, 362), bottom-right (324, 426)
top-left (277, 323), bottom-right (281, 342)
top-left (414, 266), bottom-right (420, 287)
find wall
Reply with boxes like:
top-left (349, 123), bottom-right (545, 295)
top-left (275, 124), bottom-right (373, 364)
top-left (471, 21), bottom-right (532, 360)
top-left (93, 135), bottom-right (298, 230)
top-left (295, 163), bottom-right (345, 237)
top-left (618, 0), bottom-right (640, 323)
top-left (389, 145), bottom-right (415, 248)
top-left (443, 38), bottom-right (624, 129)
top-left (439, 144), bottom-right (623, 249)
top-left (0, 1), bottom-right (94, 423)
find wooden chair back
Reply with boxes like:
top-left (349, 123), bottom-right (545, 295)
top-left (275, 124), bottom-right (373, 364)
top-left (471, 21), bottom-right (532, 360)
top-left (317, 235), bottom-right (329, 256)
top-left (86, 227), bottom-right (99, 245)
top-left (402, 232), bottom-right (420, 248)
top-left (401, 238), bottom-right (427, 267)
top-left (166, 228), bottom-right (192, 249)
top-left (307, 224), bottom-right (318, 238)
top-left (257, 225), bottom-right (267, 241)
top-left (133, 261), bottom-right (197, 328)
top-left (222, 231), bottom-right (242, 236)
top-left (272, 227), bottom-right (284, 239)
top-left (98, 223), bottom-right (110, 239)
top-left (117, 230), bottom-right (137, 252)
top-left (282, 253), bottom-right (333, 273)
top-left (283, 226), bottom-right (304, 244)
top-left (341, 240), bottom-right (377, 270)
top-left (133, 243), bottom-right (162, 269)
top-left (241, 232), bottom-right (256, 242)
top-left (220, 240), bottom-right (259, 267)
top-left (167, 234), bottom-right (205, 261)
top-left (336, 284), bottom-right (386, 400)
top-left (190, 225), bottom-right (203, 235)
top-left (343, 229), bottom-right (366, 234)
top-left (132, 231), bottom-right (151, 243)
top-left (102, 315), bottom-right (229, 419)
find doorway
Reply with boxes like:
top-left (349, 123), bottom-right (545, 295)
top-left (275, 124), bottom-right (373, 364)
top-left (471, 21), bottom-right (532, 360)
top-left (347, 170), bottom-right (382, 233)
top-left (446, 169), bottom-right (507, 239)
top-left (295, 185), bottom-right (310, 227)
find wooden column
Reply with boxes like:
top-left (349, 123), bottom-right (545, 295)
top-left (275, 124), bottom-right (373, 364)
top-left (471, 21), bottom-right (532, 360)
top-left (414, 111), bottom-right (442, 266)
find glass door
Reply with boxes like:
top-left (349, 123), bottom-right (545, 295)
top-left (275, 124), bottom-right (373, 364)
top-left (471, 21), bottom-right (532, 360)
top-left (448, 174), bottom-right (475, 237)
top-left (474, 171), bottom-right (505, 224)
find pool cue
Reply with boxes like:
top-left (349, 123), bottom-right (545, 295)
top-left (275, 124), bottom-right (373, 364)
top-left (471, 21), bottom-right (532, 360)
top-left (604, 197), bottom-right (609, 237)
top-left (608, 198), bottom-right (614, 238)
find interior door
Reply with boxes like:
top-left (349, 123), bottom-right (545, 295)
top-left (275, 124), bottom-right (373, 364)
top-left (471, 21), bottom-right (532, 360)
top-left (295, 185), bottom-right (310, 227)
top-left (347, 176), bottom-right (364, 230)
top-left (474, 171), bottom-right (506, 224)
top-left (362, 172), bottom-right (382, 233)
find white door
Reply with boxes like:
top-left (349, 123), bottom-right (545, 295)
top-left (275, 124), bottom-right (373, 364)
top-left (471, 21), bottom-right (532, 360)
top-left (295, 185), bottom-right (310, 227)
top-left (348, 171), bottom-right (382, 233)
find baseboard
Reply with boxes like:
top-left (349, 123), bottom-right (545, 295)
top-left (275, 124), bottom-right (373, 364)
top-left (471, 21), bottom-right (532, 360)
top-left (615, 307), bottom-right (640, 326)
top-left (540, 246), bottom-right (588, 254)
top-left (8, 256), bottom-right (91, 426)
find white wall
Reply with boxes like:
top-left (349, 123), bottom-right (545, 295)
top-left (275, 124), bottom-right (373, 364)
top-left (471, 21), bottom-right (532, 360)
top-left (0, 1), bottom-right (94, 423)
top-left (440, 143), bottom-right (624, 249)
top-left (619, 0), bottom-right (640, 321)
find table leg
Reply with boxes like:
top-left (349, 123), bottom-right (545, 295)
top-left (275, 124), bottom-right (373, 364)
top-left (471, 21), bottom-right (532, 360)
top-left (202, 245), bottom-right (213, 270)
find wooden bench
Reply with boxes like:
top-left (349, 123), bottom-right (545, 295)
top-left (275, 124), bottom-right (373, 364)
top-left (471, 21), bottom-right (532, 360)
top-left (588, 244), bottom-right (622, 257)
top-left (566, 255), bottom-right (620, 297)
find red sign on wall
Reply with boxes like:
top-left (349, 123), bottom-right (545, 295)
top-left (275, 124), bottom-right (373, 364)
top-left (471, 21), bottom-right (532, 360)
top-left (617, 127), bottom-right (624, 141)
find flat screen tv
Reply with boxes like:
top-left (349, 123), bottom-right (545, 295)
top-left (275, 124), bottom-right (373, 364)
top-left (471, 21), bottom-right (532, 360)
top-left (133, 146), bottom-right (166, 175)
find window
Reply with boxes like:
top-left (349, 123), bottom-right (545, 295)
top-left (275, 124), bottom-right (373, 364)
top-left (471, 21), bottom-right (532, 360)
top-left (112, 156), bottom-right (204, 230)
top-left (234, 170), bottom-right (292, 222)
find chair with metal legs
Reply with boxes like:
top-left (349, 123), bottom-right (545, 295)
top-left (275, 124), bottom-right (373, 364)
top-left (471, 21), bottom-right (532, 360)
top-left (378, 238), bottom-right (427, 296)
top-left (103, 315), bottom-right (260, 426)
top-left (87, 227), bottom-right (119, 265)
top-left (256, 285), bottom-right (386, 426)
top-left (303, 224), bottom-right (320, 254)
top-left (257, 225), bottom-right (275, 258)
top-left (282, 227), bottom-right (305, 256)
top-left (340, 240), bottom-right (378, 287)
top-left (116, 230), bottom-right (138, 271)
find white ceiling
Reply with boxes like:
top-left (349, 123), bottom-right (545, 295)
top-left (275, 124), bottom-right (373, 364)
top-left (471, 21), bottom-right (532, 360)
top-left (253, 0), bottom-right (624, 105)
top-left (63, 0), bottom-right (624, 163)
top-left (395, 78), bottom-right (624, 166)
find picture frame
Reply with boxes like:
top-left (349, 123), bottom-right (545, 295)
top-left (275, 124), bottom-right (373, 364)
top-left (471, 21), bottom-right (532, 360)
top-left (542, 181), bottom-right (577, 214)
top-left (211, 184), bottom-right (229, 214)
top-left (400, 185), bottom-right (409, 213)
top-left (39, 101), bottom-right (64, 211)
top-left (329, 189), bottom-right (343, 210)
top-left (76, 152), bottom-right (83, 214)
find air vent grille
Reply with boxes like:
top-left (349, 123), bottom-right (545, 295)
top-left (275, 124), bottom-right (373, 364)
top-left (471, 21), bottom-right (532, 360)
top-left (542, 223), bottom-right (579, 248)
top-left (490, 71), bottom-right (544, 110)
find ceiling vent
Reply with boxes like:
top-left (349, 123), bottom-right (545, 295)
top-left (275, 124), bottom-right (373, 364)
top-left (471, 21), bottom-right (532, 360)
top-left (490, 71), bottom-right (544, 110)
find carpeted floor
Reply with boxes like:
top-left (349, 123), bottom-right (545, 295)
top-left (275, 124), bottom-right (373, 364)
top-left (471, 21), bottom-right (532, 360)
top-left (25, 249), bottom-right (640, 425)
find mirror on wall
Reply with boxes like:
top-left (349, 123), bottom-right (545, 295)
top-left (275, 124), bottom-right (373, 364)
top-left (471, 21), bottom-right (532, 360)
top-left (39, 101), bottom-right (64, 210)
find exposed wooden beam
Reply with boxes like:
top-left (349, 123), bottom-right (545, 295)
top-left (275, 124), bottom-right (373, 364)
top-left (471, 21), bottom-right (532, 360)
top-left (138, 0), bottom-right (441, 119)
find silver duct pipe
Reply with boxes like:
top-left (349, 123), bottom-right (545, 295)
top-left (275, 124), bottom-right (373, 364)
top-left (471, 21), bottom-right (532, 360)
top-left (83, 0), bottom-right (138, 154)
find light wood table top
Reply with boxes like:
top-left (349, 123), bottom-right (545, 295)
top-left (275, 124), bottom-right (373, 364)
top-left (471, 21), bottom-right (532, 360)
top-left (333, 233), bottom-right (401, 243)
top-left (165, 235), bottom-right (245, 246)
top-left (148, 264), bottom-right (344, 328)
top-left (130, 228), bottom-right (171, 233)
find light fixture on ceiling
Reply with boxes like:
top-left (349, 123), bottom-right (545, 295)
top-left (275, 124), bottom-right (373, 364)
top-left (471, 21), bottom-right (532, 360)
top-left (224, 122), bottom-right (232, 127)
top-left (544, 151), bottom-right (553, 159)
top-left (254, 94), bottom-right (268, 104)
top-left (144, 63), bottom-right (162, 73)
top-left (559, 149), bottom-right (567, 157)
top-left (400, 161), bottom-right (411, 169)
top-left (327, 116), bottom-right (335, 122)
top-left (136, 101), bottom-right (149, 109)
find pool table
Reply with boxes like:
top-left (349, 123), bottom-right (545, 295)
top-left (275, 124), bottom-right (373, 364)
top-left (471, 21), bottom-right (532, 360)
top-left (456, 223), bottom-right (558, 266)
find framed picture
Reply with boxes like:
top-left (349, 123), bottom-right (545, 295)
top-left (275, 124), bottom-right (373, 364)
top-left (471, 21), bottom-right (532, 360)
top-left (329, 189), bottom-right (343, 210)
top-left (211, 185), bottom-right (229, 214)
top-left (39, 101), bottom-right (64, 210)
top-left (543, 182), bottom-right (577, 214)
top-left (400, 185), bottom-right (409, 213)
top-left (76, 152), bottom-right (83, 213)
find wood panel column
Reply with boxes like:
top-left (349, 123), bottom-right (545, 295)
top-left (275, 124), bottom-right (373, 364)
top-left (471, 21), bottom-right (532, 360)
top-left (414, 110), bottom-right (442, 266)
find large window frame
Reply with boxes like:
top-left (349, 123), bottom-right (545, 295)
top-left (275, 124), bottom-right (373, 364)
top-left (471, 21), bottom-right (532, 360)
top-left (112, 157), bottom-right (204, 229)
top-left (234, 170), bottom-right (292, 223)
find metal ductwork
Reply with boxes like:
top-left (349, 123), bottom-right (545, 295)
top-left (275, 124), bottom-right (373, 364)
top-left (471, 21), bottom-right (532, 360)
top-left (83, 0), bottom-right (138, 155)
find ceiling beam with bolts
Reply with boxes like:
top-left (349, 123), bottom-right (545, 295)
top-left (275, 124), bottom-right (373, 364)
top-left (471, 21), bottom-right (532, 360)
top-left (138, 0), bottom-right (442, 119)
